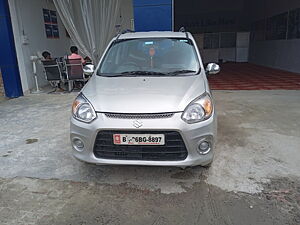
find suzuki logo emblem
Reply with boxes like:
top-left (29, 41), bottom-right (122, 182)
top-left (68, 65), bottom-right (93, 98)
top-left (133, 120), bottom-right (143, 128)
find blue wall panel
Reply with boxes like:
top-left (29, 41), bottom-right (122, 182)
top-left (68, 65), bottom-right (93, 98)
top-left (133, 0), bottom-right (172, 7)
top-left (0, 0), bottom-right (23, 98)
top-left (133, 0), bottom-right (172, 32)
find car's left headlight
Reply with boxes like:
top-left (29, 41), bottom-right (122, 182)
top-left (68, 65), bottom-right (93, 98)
top-left (72, 94), bottom-right (97, 123)
top-left (182, 94), bottom-right (213, 124)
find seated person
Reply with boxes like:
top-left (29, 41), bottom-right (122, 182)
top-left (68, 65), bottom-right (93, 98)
top-left (42, 51), bottom-right (53, 61)
top-left (42, 50), bottom-right (65, 91)
top-left (68, 46), bottom-right (85, 65)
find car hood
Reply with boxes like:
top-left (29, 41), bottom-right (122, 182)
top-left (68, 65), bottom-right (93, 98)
top-left (82, 74), bottom-right (206, 113)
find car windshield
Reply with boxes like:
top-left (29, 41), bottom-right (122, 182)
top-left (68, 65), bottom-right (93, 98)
top-left (97, 38), bottom-right (200, 76)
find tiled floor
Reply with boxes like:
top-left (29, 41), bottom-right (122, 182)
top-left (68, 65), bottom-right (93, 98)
top-left (208, 63), bottom-right (300, 90)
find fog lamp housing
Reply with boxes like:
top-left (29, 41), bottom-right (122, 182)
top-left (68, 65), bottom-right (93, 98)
top-left (198, 140), bottom-right (212, 155)
top-left (72, 138), bottom-right (84, 151)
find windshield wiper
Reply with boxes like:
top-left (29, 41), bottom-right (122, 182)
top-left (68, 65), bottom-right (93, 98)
top-left (121, 71), bottom-right (166, 76)
top-left (97, 73), bottom-right (124, 77)
top-left (167, 70), bottom-right (197, 75)
top-left (98, 70), bottom-right (193, 77)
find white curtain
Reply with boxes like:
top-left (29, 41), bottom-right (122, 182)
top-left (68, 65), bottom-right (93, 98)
top-left (53, 0), bottom-right (121, 63)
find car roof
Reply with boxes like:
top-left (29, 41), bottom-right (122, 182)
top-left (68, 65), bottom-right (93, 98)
top-left (118, 31), bottom-right (191, 40)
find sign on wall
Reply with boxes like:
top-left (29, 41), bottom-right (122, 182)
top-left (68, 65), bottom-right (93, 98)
top-left (43, 9), bottom-right (59, 39)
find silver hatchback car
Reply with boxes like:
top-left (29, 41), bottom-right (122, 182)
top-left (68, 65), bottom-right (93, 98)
top-left (70, 31), bottom-right (220, 168)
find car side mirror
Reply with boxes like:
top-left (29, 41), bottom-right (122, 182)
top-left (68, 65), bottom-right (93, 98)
top-left (83, 64), bottom-right (95, 76)
top-left (206, 63), bottom-right (220, 75)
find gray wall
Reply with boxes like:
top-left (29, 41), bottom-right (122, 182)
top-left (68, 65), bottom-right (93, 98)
top-left (9, 0), bottom-right (72, 92)
top-left (248, 0), bottom-right (300, 73)
top-left (9, 0), bottom-right (134, 92)
top-left (249, 40), bottom-right (300, 73)
top-left (175, 0), bottom-right (300, 73)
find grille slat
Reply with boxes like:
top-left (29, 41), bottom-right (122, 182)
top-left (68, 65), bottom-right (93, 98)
top-left (104, 113), bottom-right (174, 119)
top-left (95, 150), bottom-right (185, 154)
top-left (93, 131), bottom-right (188, 161)
top-left (95, 144), bottom-right (184, 148)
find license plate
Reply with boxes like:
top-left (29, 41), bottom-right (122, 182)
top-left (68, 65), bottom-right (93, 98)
top-left (113, 134), bottom-right (165, 145)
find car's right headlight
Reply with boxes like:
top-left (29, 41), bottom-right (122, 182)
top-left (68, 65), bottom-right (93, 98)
top-left (72, 94), bottom-right (97, 123)
top-left (182, 93), bottom-right (213, 124)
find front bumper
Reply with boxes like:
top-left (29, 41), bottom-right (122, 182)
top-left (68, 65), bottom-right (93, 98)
top-left (70, 112), bottom-right (217, 167)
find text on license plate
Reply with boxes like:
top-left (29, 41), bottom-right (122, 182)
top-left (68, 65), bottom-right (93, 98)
top-left (113, 134), bottom-right (165, 145)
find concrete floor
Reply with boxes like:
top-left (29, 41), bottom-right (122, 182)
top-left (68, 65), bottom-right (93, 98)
top-left (0, 90), bottom-right (299, 224)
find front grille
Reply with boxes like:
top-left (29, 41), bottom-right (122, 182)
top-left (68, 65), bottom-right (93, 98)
top-left (93, 131), bottom-right (188, 161)
top-left (104, 113), bottom-right (174, 119)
